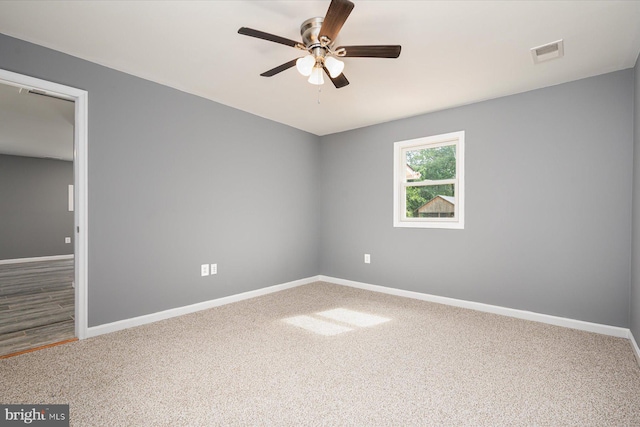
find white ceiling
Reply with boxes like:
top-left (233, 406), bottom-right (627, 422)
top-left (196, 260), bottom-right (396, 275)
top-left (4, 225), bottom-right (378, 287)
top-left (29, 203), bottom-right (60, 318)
top-left (0, 82), bottom-right (74, 161)
top-left (0, 1), bottom-right (639, 137)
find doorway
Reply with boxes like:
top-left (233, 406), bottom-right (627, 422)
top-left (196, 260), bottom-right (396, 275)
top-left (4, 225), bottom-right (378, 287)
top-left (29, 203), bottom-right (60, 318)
top-left (0, 69), bottom-right (88, 355)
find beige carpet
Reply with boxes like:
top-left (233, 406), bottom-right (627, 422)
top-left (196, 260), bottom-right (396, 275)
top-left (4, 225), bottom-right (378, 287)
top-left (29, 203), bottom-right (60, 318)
top-left (1, 282), bottom-right (639, 426)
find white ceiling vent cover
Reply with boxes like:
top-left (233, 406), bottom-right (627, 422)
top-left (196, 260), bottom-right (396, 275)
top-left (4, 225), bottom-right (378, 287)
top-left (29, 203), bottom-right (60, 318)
top-left (531, 39), bottom-right (564, 64)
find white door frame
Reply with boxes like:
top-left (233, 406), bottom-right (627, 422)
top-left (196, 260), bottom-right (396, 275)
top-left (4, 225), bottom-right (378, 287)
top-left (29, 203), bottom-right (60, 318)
top-left (0, 69), bottom-right (88, 339)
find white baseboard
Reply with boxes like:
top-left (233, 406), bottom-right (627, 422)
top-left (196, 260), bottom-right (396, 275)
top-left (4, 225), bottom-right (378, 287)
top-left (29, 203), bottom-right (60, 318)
top-left (319, 275), bottom-right (630, 339)
top-left (84, 273), bottom-right (635, 364)
top-left (85, 275), bottom-right (320, 338)
top-left (0, 254), bottom-right (74, 265)
top-left (630, 331), bottom-right (640, 366)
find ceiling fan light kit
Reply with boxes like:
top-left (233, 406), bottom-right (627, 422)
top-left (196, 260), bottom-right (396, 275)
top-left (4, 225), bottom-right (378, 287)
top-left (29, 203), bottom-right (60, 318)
top-left (324, 56), bottom-right (345, 78)
top-left (296, 55), bottom-right (316, 77)
top-left (308, 67), bottom-right (325, 86)
top-left (238, 0), bottom-right (401, 89)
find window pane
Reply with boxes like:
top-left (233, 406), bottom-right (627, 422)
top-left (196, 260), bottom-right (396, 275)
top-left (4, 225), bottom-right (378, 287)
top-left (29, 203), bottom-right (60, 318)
top-left (405, 145), bottom-right (456, 181)
top-left (406, 184), bottom-right (455, 218)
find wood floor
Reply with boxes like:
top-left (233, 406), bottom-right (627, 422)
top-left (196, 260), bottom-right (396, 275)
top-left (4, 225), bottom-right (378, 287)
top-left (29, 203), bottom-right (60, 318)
top-left (0, 258), bottom-right (75, 357)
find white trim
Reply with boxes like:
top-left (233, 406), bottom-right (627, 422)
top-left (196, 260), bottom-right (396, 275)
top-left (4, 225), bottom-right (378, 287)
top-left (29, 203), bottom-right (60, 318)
top-left (0, 254), bottom-right (74, 265)
top-left (630, 331), bottom-right (640, 367)
top-left (0, 69), bottom-right (89, 340)
top-left (68, 184), bottom-right (74, 212)
top-left (74, 86), bottom-right (89, 340)
top-left (405, 178), bottom-right (457, 187)
top-left (319, 275), bottom-right (630, 338)
top-left (85, 276), bottom-right (321, 338)
top-left (81, 272), bottom-right (637, 357)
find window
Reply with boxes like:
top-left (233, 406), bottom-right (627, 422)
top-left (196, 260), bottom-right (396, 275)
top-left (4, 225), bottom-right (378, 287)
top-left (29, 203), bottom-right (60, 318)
top-left (393, 131), bottom-right (465, 229)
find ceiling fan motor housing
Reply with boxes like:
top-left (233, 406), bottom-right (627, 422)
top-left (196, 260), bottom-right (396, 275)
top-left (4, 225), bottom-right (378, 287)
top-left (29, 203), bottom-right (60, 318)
top-left (300, 17), bottom-right (327, 48)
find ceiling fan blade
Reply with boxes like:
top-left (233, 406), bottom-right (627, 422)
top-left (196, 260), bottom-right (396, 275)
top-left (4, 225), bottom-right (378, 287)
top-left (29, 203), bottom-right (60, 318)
top-left (261, 59), bottom-right (299, 77)
top-left (337, 45), bottom-right (402, 58)
top-left (319, 0), bottom-right (355, 42)
top-left (323, 67), bottom-right (350, 89)
top-left (238, 27), bottom-right (301, 48)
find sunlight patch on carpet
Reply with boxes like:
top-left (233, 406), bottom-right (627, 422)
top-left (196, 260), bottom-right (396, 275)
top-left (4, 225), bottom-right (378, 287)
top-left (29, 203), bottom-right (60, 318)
top-left (317, 308), bottom-right (391, 327)
top-left (283, 308), bottom-right (391, 336)
top-left (283, 315), bottom-right (353, 336)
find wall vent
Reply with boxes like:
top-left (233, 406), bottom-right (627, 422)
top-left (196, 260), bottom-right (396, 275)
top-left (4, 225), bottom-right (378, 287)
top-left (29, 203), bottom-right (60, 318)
top-left (530, 39), bottom-right (564, 64)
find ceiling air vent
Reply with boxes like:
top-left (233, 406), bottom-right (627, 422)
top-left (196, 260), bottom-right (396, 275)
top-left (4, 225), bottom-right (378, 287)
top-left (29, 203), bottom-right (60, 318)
top-left (530, 39), bottom-right (564, 64)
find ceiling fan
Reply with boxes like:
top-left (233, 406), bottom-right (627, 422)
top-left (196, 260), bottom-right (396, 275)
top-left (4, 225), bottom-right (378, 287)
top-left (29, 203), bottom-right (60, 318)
top-left (238, 0), bottom-right (401, 89)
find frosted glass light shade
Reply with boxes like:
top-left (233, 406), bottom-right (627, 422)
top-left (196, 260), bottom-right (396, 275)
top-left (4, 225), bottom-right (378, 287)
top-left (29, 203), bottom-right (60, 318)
top-left (308, 66), bottom-right (325, 85)
top-left (324, 56), bottom-right (345, 78)
top-left (296, 55), bottom-right (315, 77)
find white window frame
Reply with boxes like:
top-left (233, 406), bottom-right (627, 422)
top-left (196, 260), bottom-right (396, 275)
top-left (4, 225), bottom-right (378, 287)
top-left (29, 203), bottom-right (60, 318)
top-left (393, 131), bottom-right (465, 229)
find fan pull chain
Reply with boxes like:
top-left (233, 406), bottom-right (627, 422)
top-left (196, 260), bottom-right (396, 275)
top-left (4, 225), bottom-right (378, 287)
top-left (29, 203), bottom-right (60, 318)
top-left (317, 86), bottom-right (321, 104)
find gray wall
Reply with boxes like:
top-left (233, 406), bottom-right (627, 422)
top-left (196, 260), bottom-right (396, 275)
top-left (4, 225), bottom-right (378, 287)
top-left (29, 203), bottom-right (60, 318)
top-left (319, 70), bottom-right (634, 327)
top-left (632, 54), bottom-right (640, 338)
top-left (0, 154), bottom-right (74, 259)
top-left (1, 32), bottom-right (635, 331)
top-left (0, 33), bottom-right (321, 327)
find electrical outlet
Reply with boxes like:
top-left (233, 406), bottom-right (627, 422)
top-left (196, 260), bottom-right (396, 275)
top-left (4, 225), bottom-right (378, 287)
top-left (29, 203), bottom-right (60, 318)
top-left (201, 264), bottom-right (210, 276)
top-left (364, 254), bottom-right (371, 264)
top-left (65, 237), bottom-right (71, 244)
top-left (211, 263), bottom-right (217, 275)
